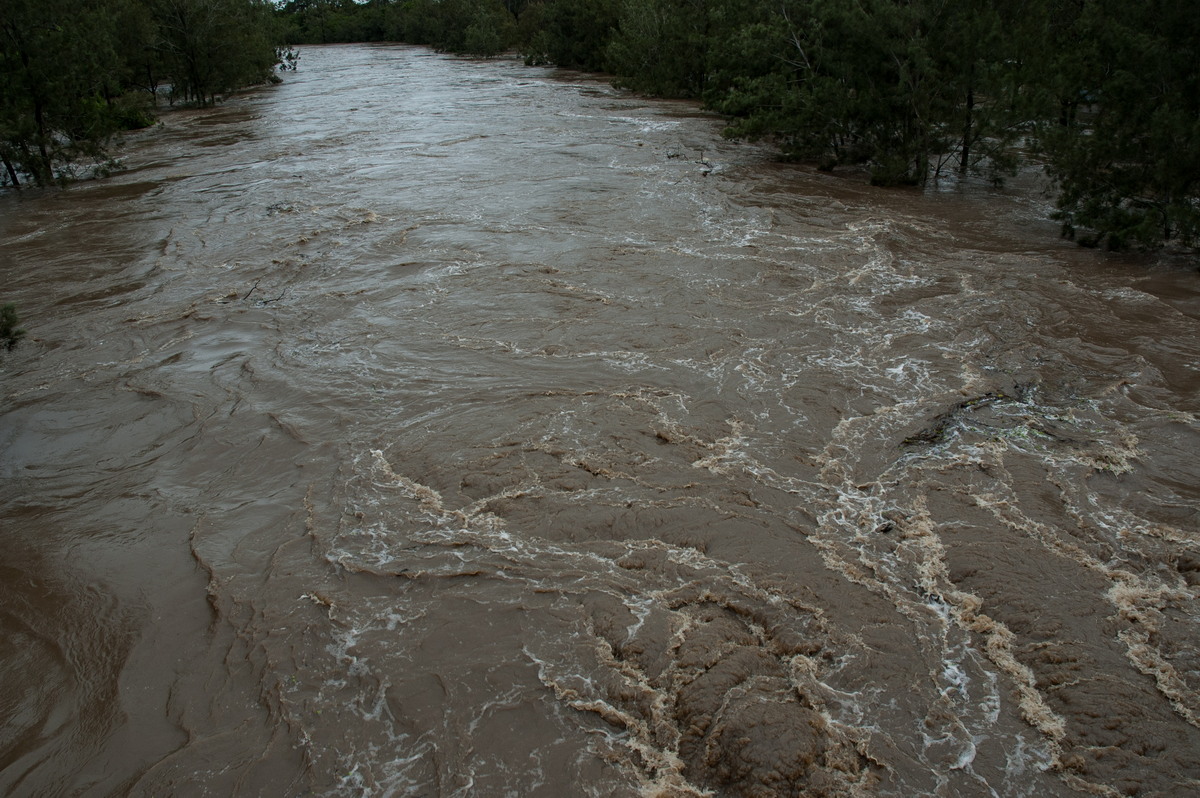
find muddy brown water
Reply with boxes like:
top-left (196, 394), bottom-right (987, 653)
top-left (2, 44), bottom-right (1199, 798)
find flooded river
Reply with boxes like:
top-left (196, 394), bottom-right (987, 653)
top-left (2, 44), bottom-right (1199, 797)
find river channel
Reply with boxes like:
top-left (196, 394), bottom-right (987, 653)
top-left (2, 43), bottom-right (1199, 797)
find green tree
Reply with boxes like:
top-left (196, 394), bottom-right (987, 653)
top-left (708, 0), bottom-right (1032, 187)
top-left (1, 0), bottom-right (282, 186)
top-left (277, 0), bottom-right (383, 44)
top-left (1038, 0), bottom-right (1200, 249)
top-left (0, 303), bottom-right (26, 350)
top-left (110, 0), bottom-right (165, 123)
top-left (518, 0), bottom-right (619, 70)
top-left (429, 0), bottom-right (517, 56)
top-left (153, 0), bottom-right (279, 106)
top-left (929, 0), bottom-right (1028, 180)
top-left (0, 0), bottom-right (125, 185)
top-left (708, 0), bottom-right (939, 184)
top-left (607, 0), bottom-right (711, 98)
top-left (371, 0), bottom-right (515, 56)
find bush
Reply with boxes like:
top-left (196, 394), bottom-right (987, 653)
top-left (1, 304), bottom-right (26, 351)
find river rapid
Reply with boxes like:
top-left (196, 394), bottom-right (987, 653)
top-left (2, 44), bottom-right (1199, 798)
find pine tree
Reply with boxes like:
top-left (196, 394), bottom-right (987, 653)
top-left (607, 0), bottom-right (711, 98)
top-left (1038, 0), bottom-right (1200, 249)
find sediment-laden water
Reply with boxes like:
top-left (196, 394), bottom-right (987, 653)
top-left (2, 44), bottom-right (1199, 797)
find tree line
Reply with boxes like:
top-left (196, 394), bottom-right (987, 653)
top-left (1, 0), bottom-right (282, 187)
top-left (277, 0), bottom-right (1199, 252)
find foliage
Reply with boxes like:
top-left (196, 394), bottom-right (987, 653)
top-left (701, 0), bottom-right (1034, 187)
top-left (1, 304), bottom-right (25, 351)
top-left (517, 0), bottom-right (619, 70)
top-left (1036, 0), bottom-right (1200, 250)
top-left (0, 0), bottom-right (283, 187)
top-left (0, 0), bottom-right (124, 186)
top-left (402, 0), bottom-right (517, 56)
top-left (606, 0), bottom-right (710, 98)
top-left (277, 0), bottom-right (518, 57)
top-left (277, 0), bottom-right (392, 44)
top-left (153, 0), bottom-right (281, 106)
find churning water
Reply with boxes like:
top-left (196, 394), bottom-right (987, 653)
top-left (2, 44), bottom-right (1199, 797)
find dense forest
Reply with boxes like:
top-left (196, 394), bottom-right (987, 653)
top-left (3, 0), bottom-right (1197, 251)
top-left (276, 0), bottom-right (1199, 252)
top-left (0, 0), bottom-right (282, 187)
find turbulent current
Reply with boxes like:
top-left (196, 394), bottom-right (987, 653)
top-left (2, 44), bottom-right (1199, 798)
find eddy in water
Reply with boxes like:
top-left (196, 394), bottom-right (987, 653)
top-left (1, 44), bottom-right (1198, 797)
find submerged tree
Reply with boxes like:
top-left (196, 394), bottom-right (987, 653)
top-left (153, 0), bottom-right (280, 106)
top-left (276, 0), bottom-right (517, 57)
top-left (111, 0), bottom-right (169, 109)
top-left (404, 0), bottom-right (517, 56)
top-left (606, 0), bottom-right (712, 98)
top-left (705, 0), bottom-right (1034, 187)
top-left (1037, 0), bottom-right (1200, 249)
top-left (518, 0), bottom-right (619, 70)
top-left (1, 0), bottom-right (281, 186)
top-left (1, 303), bottom-right (26, 350)
top-left (0, 0), bottom-right (126, 185)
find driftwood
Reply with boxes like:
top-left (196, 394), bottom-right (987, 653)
top-left (243, 278), bottom-right (287, 305)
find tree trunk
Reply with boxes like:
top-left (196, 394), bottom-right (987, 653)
top-left (1, 155), bottom-right (20, 188)
top-left (959, 84), bottom-right (974, 177)
top-left (1059, 97), bottom-right (1076, 127)
top-left (32, 97), bottom-right (53, 186)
